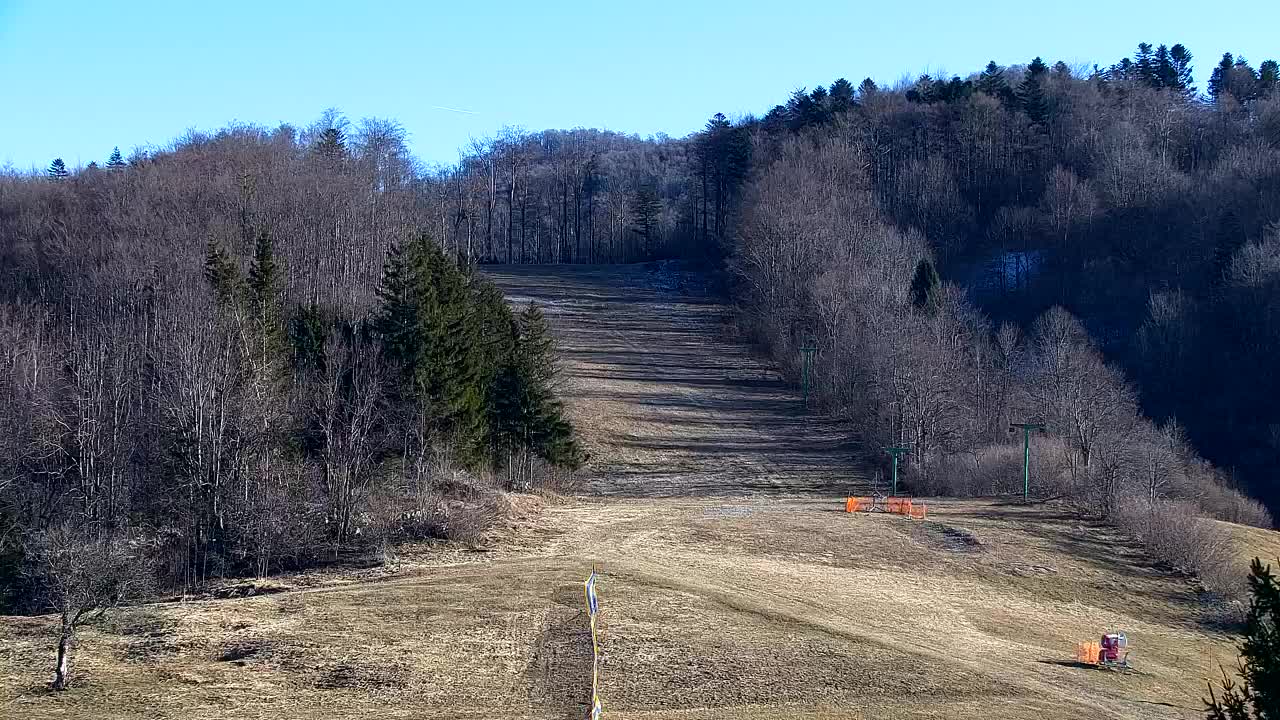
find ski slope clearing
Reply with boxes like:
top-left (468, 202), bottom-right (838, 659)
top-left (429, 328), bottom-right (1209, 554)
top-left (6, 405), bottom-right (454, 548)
top-left (1, 263), bottom-right (1274, 720)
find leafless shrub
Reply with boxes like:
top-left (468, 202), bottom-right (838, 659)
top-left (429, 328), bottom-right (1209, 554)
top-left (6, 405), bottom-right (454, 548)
top-left (434, 469), bottom-right (499, 501)
top-left (442, 495), bottom-right (507, 550)
top-left (922, 439), bottom-right (1071, 498)
top-left (1114, 497), bottom-right (1242, 598)
top-left (1192, 479), bottom-right (1274, 528)
top-left (536, 461), bottom-right (586, 495)
top-left (500, 450), bottom-right (585, 495)
top-left (365, 469), bottom-right (509, 552)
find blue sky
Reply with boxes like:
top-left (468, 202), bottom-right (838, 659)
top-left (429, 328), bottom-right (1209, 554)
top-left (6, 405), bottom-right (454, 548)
top-left (1, 0), bottom-right (1275, 171)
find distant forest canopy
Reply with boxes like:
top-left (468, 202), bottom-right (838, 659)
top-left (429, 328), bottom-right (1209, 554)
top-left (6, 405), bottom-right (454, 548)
top-left (2, 41), bottom-right (1280, 515)
top-left (727, 42), bottom-right (1280, 513)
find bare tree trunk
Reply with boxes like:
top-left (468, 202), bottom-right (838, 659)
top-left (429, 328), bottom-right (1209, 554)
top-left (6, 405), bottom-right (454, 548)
top-left (560, 181), bottom-right (568, 263)
top-left (53, 624), bottom-right (72, 690)
top-left (508, 150), bottom-right (517, 264)
top-left (574, 187), bottom-right (581, 263)
top-left (486, 155), bottom-right (495, 259)
top-left (520, 185), bottom-right (527, 264)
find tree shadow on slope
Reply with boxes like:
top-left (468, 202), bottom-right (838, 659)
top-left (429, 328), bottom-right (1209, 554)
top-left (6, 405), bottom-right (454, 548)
top-left (526, 584), bottom-right (595, 719)
top-left (488, 264), bottom-right (872, 498)
top-left (951, 503), bottom-right (1231, 632)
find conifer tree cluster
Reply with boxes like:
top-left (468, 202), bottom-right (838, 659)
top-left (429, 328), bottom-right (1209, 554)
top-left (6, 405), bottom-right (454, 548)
top-left (152, 230), bottom-right (584, 580)
top-left (369, 234), bottom-right (583, 477)
top-left (490, 303), bottom-right (585, 488)
top-left (1206, 558), bottom-right (1280, 719)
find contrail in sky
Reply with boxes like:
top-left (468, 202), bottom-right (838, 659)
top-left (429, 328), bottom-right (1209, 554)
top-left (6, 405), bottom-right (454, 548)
top-left (432, 105), bottom-right (480, 115)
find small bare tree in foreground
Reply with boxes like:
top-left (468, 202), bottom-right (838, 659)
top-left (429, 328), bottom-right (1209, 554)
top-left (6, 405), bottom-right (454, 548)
top-left (28, 525), bottom-right (148, 690)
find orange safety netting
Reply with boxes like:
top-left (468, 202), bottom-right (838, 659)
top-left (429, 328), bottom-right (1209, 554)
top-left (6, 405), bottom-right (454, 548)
top-left (845, 497), bottom-right (927, 519)
top-left (1074, 641), bottom-right (1100, 664)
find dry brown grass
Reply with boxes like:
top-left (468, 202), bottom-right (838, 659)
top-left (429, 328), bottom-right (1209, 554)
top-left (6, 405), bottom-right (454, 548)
top-left (2, 265), bottom-right (1275, 720)
top-left (3, 497), bottom-right (1262, 720)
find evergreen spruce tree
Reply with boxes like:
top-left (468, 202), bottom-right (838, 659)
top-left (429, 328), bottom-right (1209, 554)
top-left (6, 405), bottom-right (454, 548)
top-left (474, 281), bottom-right (519, 463)
top-left (246, 231), bottom-right (287, 380)
top-left (808, 86), bottom-right (830, 124)
top-left (1135, 43), bottom-right (1157, 87)
top-left (373, 238), bottom-right (433, 385)
top-left (1152, 45), bottom-right (1179, 89)
top-left (518, 303), bottom-right (582, 468)
top-left (288, 303), bottom-right (331, 376)
top-left (1233, 57), bottom-right (1262, 103)
top-left (204, 240), bottom-right (241, 308)
top-left (47, 158), bottom-right (69, 180)
top-left (518, 303), bottom-right (556, 389)
top-left (857, 78), bottom-right (878, 100)
top-left (106, 147), bottom-right (126, 170)
top-left (977, 61), bottom-right (1016, 107)
top-left (424, 253), bottom-right (488, 464)
top-left (906, 75), bottom-right (935, 104)
top-left (829, 78), bottom-right (855, 113)
top-left (1209, 54), bottom-right (1234, 102)
top-left (1018, 57), bottom-right (1050, 127)
top-left (490, 351), bottom-right (528, 477)
top-left (630, 184), bottom-right (662, 257)
top-left (1208, 54), bottom-right (1259, 103)
top-left (315, 127), bottom-right (346, 160)
top-left (373, 235), bottom-right (488, 465)
top-left (697, 113), bottom-right (752, 248)
top-left (1171, 44), bottom-right (1196, 95)
top-left (247, 232), bottom-right (280, 312)
top-left (1108, 58), bottom-right (1136, 83)
top-left (910, 257), bottom-right (942, 311)
top-left (977, 61), bottom-right (1006, 95)
top-left (938, 76), bottom-right (972, 103)
top-left (1260, 60), bottom-right (1279, 98)
top-left (762, 105), bottom-right (790, 133)
top-left (488, 301), bottom-right (584, 487)
top-left (1205, 558), bottom-right (1280, 720)
top-left (785, 89), bottom-right (817, 129)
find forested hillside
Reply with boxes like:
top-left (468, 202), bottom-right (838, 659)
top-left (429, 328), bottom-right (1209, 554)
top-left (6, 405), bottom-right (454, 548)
top-left (726, 45), bottom-right (1280, 518)
top-left (2, 42), bottom-right (1279, 613)
top-left (0, 120), bottom-right (588, 611)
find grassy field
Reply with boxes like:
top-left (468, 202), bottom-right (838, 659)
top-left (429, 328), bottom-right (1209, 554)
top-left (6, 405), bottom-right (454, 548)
top-left (2, 263), bottom-right (1276, 720)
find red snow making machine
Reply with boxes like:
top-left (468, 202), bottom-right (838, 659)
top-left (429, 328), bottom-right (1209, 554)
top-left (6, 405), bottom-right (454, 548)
top-left (1074, 632), bottom-right (1131, 670)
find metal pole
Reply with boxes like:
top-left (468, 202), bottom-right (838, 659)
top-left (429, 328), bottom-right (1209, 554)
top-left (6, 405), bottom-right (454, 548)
top-left (1010, 423), bottom-right (1045, 503)
top-left (802, 351), bottom-right (809, 405)
top-left (1022, 427), bottom-right (1030, 503)
top-left (799, 336), bottom-right (817, 408)
top-left (884, 446), bottom-right (909, 498)
top-left (892, 453), bottom-right (899, 497)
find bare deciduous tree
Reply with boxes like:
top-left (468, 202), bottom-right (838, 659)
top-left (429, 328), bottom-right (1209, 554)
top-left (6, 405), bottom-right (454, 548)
top-left (311, 329), bottom-right (384, 551)
top-left (27, 525), bottom-right (148, 689)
